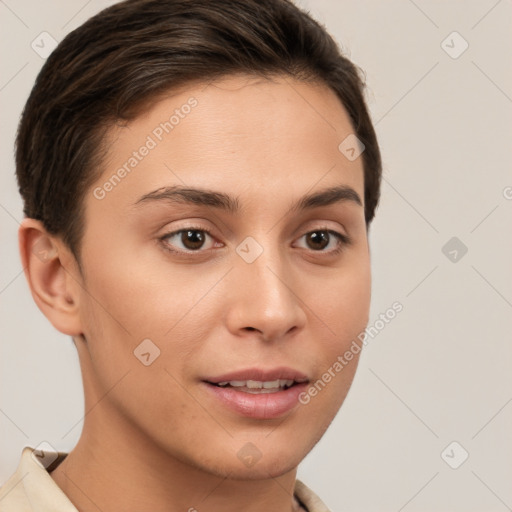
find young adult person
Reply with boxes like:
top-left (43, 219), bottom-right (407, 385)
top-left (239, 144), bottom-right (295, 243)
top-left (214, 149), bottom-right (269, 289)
top-left (0, 1), bottom-right (382, 510)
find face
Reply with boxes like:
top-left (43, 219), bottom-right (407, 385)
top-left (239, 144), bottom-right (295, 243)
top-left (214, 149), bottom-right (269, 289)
top-left (75, 74), bottom-right (370, 478)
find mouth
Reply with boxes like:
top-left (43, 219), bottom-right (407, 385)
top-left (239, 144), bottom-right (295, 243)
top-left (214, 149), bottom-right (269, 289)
top-left (207, 379), bottom-right (303, 394)
top-left (201, 368), bottom-right (310, 419)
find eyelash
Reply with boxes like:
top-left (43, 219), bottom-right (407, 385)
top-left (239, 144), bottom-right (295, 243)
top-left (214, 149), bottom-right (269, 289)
top-left (159, 225), bottom-right (351, 256)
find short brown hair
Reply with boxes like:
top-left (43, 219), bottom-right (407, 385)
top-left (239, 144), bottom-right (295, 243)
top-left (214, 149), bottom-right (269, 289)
top-left (15, 0), bottom-right (382, 263)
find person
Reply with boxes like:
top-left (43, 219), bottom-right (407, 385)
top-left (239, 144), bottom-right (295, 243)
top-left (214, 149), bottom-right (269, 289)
top-left (0, 0), bottom-right (382, 510)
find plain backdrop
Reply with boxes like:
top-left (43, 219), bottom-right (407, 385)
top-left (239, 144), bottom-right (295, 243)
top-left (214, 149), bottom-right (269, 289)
top-left (1, 1), bottom-right (511, 511)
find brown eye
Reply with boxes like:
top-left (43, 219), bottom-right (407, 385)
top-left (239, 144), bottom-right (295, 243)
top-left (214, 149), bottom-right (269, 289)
top-left (306, 231), bottom-right (330, 250)
top-left (180, 230), bottom-right (206, 250)
top-left (161, 228), bottom-right (216, 253)
top-left (296, 229), bottom-right (350, 254)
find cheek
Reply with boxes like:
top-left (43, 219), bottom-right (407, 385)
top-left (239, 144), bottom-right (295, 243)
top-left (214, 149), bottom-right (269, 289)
top-left (321, 254), bottom-right (371, 342)
top-left (305, 254), bottom-right (370, 400)
top-left (77, 243), bottom-right (219, 392)
top-left (80, 243), bottom-right (201, 336)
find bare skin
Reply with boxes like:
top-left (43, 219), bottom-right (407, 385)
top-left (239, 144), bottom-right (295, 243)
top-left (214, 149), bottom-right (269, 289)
top-left (19, 74), bottom-right (370, 512)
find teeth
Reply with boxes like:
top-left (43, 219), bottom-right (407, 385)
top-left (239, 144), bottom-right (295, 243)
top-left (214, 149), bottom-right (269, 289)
top-left (215, 379), bottom-right (295, 389)
top-left (228, 380), bottom-right (246, 387)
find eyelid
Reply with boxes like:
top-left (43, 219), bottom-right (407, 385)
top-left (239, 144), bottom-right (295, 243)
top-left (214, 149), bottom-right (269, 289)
top-left (294, 227), bottom-right (351, 254)
top-left (159, 223), bottom-right (352, 258)
top-left (159, 224), bottom-right (220, 254)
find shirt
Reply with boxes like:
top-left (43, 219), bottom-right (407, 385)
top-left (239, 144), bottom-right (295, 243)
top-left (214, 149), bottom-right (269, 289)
top-left (0, 446), bottom-right (331, 512)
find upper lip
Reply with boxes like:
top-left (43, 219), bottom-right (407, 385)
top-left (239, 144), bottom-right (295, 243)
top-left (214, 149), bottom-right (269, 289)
top-left (204, 367), bottom-right (309, 384)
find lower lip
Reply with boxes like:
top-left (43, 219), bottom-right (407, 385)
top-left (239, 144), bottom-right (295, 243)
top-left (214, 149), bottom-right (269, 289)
top-left (203, 382), bottom-right (308, 419)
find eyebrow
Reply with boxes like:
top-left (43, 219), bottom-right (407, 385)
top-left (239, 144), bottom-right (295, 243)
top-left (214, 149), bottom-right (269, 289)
top-left (133, 184), bottom-right (362, 214)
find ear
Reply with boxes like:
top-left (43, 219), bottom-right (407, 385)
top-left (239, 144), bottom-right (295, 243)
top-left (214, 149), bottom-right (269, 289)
top-left (18, 218), bottom-right (83, 336)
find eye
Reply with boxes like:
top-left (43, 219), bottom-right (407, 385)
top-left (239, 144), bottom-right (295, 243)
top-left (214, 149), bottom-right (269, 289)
top-left (159, 226), bottom-right (350, 256)
top-left (160, 227), bottom-right (219, 253)
top-left (295, 229), bottom-right (350, 254)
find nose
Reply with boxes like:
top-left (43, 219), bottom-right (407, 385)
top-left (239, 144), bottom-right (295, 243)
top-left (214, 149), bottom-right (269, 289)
top-left (224, 241), bottom-right (307, 342)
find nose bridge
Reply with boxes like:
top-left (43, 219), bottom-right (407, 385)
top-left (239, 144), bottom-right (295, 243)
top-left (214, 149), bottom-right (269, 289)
top-left (226, 233), bottom-right (306, 340)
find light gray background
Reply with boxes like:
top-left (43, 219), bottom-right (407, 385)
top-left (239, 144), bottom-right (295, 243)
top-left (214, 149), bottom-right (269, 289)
top-left (1, 1), bottom-right (511, 511)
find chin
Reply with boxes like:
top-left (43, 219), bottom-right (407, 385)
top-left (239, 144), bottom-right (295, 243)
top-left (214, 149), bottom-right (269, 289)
top-left (188, 441), bottom-right (305, 481)
top-left (223, 457), bottom-right (300, 481)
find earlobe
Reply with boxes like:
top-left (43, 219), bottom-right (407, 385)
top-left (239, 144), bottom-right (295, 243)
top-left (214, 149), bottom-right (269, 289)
top-left (19, 218), bottom-right (83, 336)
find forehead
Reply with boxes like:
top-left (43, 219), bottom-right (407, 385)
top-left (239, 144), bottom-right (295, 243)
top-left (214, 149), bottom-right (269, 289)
top-left (89, 74), bottom-right (364, 217)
